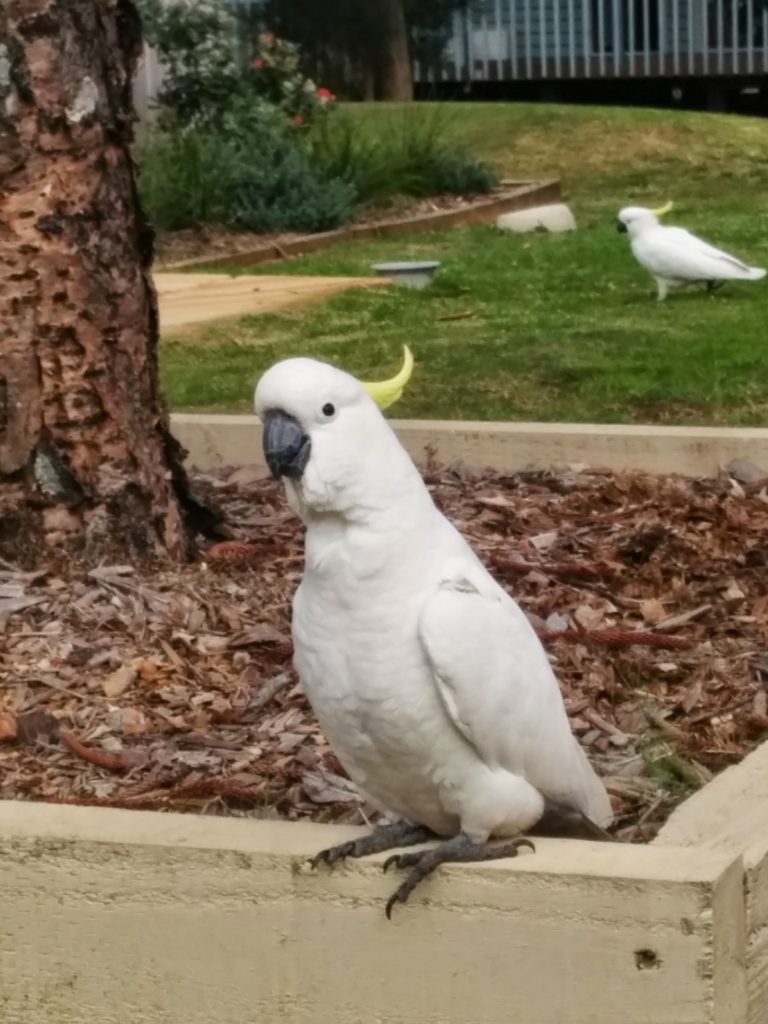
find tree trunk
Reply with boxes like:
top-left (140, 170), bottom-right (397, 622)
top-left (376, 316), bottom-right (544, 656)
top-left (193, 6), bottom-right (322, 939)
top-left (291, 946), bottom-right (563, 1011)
top-left (0, 0), bottom-right (210, 563)
top-left (373, 0), bottom-right (413, 100)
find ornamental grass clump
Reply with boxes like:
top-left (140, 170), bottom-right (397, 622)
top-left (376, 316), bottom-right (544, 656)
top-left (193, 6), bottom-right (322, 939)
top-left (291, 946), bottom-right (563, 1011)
top-left (309, 107), bottom-right (498, 205)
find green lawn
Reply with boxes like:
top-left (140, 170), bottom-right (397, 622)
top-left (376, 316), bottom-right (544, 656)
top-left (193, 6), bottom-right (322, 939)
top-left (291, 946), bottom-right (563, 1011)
top-left (160, 102), bottom-right (768, 424)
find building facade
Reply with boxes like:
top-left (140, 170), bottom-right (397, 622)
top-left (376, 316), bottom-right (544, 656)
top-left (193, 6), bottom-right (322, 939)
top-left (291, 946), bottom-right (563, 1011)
top-left (415, 0), bottom-right (768, 106)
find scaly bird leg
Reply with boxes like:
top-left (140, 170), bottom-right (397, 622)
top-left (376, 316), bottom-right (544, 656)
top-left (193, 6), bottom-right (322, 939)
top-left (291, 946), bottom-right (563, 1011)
top-left (382, 831), bottom-right (535, 919)
top-left (309, 820), bottom-right (436, 869)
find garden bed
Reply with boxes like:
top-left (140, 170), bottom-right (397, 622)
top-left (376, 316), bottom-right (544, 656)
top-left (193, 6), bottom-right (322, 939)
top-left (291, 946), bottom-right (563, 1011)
top-left (159, 180), bottom-right (560, 270)
top-left (2, 459), bottom-right (767, 843)
top-left (4, 447), bottom-right (768, 1024)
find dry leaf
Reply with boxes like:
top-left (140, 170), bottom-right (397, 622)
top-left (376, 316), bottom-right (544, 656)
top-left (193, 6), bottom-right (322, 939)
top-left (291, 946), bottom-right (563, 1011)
top-left (103, 663), bottom-right (138, 698)
top-left (476, 494), bottom-right (516, 511)
top-left (229, 624), bottom-right (287, 647)
top-left (119, 708), bottom-right (151, 735)
top-left (530, 530), bottom-right (558, 551)
top-left (137, 658), bottom-right (161, 683)
top-left (0, 712), bottom-right (18, 741)
top-left (723, 580), bottom-right (746, 603)
top-left (639, 598), bottom-right (666, 624)
top-left (573, 604), bottom-right (604, 631)
top-left (545, 611), bottom-right (571, 634)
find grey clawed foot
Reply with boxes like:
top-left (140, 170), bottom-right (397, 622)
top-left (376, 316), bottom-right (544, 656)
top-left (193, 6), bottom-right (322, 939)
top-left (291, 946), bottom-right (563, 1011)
top-left (310, 839), bottom-right (359, 869)
top-left (382, 832), bottom-right (536, 920)
top-left (382, 850), bottom-right (427, 873)
top-left (309, 820), bottom-right (435, 871)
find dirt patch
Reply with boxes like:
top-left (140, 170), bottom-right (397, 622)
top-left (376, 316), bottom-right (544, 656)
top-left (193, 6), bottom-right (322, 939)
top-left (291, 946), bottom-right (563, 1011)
top-left (154, 194), bottom-right (493, 267)
top-left (154, 186), bottom-right (554, 269)
top-left (155, 272), bottom-right (388, 333)
top-left (2, 462), bottom-right (767, 840)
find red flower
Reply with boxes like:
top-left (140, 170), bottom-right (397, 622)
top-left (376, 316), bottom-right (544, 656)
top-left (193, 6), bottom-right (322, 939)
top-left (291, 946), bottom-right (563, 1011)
top-left (251, 58), bottom-right (263, 68)
top-left (316, 86), bottom-right (333, 99)
top-left (293, 114), bottom-right (304, 125)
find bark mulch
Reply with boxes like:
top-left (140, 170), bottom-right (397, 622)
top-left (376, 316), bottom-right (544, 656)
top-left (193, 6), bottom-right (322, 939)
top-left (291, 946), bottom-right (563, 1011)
top-left (2, 459), bottom-right (767, 842)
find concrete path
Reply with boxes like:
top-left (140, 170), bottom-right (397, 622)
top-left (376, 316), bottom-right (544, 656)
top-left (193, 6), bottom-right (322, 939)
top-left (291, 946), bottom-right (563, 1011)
top-left (154, 272), bottom-right (387, 333)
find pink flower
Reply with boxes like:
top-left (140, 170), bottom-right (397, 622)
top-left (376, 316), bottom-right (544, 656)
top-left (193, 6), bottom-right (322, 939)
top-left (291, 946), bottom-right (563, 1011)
top-left (293, 114), bottom-right (304, 125)
top-left (316, 86), bottom-right (333, 99)
top-left (251, 58), bottom-right (263, 68)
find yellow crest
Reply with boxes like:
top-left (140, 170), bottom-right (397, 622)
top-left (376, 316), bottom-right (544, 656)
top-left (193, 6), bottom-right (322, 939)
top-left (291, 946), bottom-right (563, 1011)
top-left (652, 200), bottom-right (674, 217)
top-left (361, 345), bottom-right (414, 410)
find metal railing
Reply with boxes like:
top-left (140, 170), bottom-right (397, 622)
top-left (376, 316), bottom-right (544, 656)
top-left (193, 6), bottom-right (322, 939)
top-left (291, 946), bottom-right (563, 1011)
top-left (415, 0), bottom-right (768, 82)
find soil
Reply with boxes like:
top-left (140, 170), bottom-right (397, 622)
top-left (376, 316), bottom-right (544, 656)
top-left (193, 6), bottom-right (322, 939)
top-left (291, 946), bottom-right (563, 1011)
top-left (2, 460), bottom-right (767, 842)
top-left (155, 193), bottom-right (492, 267)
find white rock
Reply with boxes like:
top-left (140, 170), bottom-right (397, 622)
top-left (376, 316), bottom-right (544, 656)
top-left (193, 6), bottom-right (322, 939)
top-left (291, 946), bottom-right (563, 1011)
top-left (496, 203), bottom-right (577, 233)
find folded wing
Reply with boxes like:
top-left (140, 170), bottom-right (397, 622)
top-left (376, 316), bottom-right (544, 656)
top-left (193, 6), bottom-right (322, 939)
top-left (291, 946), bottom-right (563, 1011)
top-left (639, 226), bottom-right (765, 281)
top-left (418, 566), bottom-right (613, 826)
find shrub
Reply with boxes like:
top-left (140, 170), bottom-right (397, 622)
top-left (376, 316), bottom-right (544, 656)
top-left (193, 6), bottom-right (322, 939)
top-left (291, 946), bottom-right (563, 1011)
top-left (309, 107), bottom-right (498, 205)
top-left (139, 111), bottom-right (356, 234)
top-left (136, 3), bottom-right (493, 236)
top-left (137, 0), bottom-right (336, 130)
top-left (247, 32), bottom-right (337, 127)
top-left (223, 116), bottom-right (357, 232)
top-left (137, 0), bottom-right (242, 126)
top-left (139, 128), bottom-right (235, 230)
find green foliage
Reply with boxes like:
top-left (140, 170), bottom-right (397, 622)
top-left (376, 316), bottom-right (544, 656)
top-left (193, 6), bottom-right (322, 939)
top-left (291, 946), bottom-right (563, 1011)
top-left (223, 123), bottom-right (357, 233)
top-left (139, 108), bottom-right (356, 233)
top-left (136, 0), bottom-right (241, 124)
top-left (139, 127), bottom-right (235, 230)
top-left (136, 0), bottom-right (335, 127)
top-left (247, 31), bottom-right (337, 126)
top-left (135, 1), bottom-right (353, 232)
top-left (309, 108), bottom-right (498, 204)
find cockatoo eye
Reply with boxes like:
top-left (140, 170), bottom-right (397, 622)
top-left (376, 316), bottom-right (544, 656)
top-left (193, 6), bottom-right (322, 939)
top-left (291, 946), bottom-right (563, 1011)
top-left (321, 402), bottom-right (336, 418)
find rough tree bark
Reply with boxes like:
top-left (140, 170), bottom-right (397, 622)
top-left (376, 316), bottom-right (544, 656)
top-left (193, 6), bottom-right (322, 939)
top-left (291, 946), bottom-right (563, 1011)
top-left (0, 0), bottom-right (211, 562)
top-left (374, 0), bottom-right (413, 100)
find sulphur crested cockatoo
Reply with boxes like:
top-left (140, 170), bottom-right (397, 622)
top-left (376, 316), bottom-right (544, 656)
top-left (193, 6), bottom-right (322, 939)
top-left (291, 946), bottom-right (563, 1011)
top-left (617, 201), bottom-right (765, 300)
top-left (255, 347), bottom-right (612, 917)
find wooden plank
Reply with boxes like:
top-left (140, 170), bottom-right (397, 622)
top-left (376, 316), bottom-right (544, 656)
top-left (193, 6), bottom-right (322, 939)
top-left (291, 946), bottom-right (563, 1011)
top-left (0, 801), bottom-right (746, 1024)
top-left (656, 739), bottom-right (768, 1024)
top-left (169, 414), bottom-right (768, 479)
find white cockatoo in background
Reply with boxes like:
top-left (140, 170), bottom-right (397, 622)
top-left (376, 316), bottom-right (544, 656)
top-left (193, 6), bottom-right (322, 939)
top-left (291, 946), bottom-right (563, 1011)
top-left (617, 201), bottom-right (766, 300)
top-left (255, 347), bottom-right (613, 917)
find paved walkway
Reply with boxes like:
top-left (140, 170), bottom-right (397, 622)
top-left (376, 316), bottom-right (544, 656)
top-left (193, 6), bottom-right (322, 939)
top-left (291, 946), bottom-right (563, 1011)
top-left (154, 272), bottom-right (386, 332)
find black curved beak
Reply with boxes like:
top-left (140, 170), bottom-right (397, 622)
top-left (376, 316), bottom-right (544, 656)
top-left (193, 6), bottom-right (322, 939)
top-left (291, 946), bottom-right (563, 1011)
top-left (262, 410), bottom-right (311, 480)
top-left (616, 219), bottom-right (628, 233)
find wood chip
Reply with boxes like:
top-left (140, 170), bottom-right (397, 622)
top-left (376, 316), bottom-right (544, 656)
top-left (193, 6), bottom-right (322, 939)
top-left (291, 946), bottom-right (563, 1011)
top-left (2, 462), bottom-right (767, 842)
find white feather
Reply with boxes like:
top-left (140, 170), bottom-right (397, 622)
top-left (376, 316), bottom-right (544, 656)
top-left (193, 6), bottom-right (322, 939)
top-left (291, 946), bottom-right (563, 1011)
top-left (419, 561), bottom-right (612, 826)
top-left (617, 206), bottom-right (765, 299)
top-left (633, 225), bottom-right (765, 282)
top-left (255, 358), bottom-right (613, 843)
